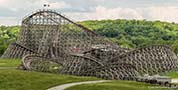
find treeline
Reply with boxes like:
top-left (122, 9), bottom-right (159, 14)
top-left (80, 19), bottom-right (178, 53)
top-left (1, 19), bottom-right (178, 55)
top-left (0, 26), bottom-right (20, 55)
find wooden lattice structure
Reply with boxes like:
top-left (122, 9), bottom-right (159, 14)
top-left (1, 9), bottom-right (178, 80)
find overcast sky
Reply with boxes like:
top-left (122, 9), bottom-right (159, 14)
top-left (1, 0), bottom-right (178, 25)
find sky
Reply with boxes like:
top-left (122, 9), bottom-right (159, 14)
top-left (1, 0), bottom-right (178, 25)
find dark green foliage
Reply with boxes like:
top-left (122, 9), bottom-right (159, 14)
top-left (79, 19), bottom-right (178, 53)
top-left (0, 26), bottom-right (20, 56)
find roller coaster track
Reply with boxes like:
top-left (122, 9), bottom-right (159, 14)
top-left (1, 9), bottom-right (178, 89)
top-left (1, 42), bottom-right (36, 58)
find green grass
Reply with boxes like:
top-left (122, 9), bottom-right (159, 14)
top-left (66, 80), bottom-right (177, 90)
top-left (0, 59), bottom-right (21, 67)
top-left (0, 69), bottom-right (100, 90)
top-left (1, 59), bottom-right (178, 90)
top-left (0, 59), bottom-right (100, 90)
top-left (163, 71), bottom-right (178, 78)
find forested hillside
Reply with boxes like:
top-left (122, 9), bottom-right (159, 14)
top-left (0, 26), bottom-right (20, 56)
top-left (80, 19), bottom-right (178, 53)
top-left (1, 19), bottom-right (178, 56)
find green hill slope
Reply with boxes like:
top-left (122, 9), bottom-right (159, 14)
top-left (79, 19), bottom-right (178, 52)
top-left (0, 59), bottom-right (100, 90)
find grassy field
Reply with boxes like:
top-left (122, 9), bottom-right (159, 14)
top-left (65, 80), bottom-right (177, 90)
top-left (0, 69), bottom-right (100, 90)
top-left (163, 71), bottom-right (178, 78)
top-left (0, 59), bottom-right (100, 90)
top-left (1, 59), bottom-right (178, 90)
top-left (0, 59), bottom-right (21, 67)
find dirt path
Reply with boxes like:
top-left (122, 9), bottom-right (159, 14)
top-left (47, 80), bottom-right (109, 90)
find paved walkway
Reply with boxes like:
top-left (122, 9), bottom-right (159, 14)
top-left (48, 80), bottom-right (110, 90)
top-left (171, 79), bottom-right (178, 83)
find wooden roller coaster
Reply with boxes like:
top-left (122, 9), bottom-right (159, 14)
top-left (1, 9), bottom-right (178, 86)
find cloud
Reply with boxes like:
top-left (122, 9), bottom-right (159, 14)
top-left (0, 0), bottom-right (71, 25)
top-left (0, 0), bottom-right (8, 7)
top-left (90, 6), bottom-right (143, 20)
top-left (0, 0), bottom-right (70, 12)
top-left (65, 6), bottom-right (144, 21)
top-left (0, 17), bottom-right (21, 26)
top-left (65, 5), bottom-right (178, 23)
top-left (49, 1), bottom-right (70, 9)
top-left (146, 6), bottom-right (178, 22)
top-left (1, 0), bottom-right (178, 25)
